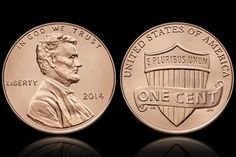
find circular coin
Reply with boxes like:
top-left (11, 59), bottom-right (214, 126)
top-left (120, 22), bottom-right (233, 133)
top-left (3, 22), bottom-right (116, 134)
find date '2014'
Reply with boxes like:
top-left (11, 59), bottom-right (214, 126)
top-left (83, 92), bottom-right (104, 100)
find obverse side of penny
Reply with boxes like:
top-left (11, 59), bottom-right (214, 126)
top-left (3, 22), bottom-right (116, 134)
top-left (121, 22), bottom-right (233, 133)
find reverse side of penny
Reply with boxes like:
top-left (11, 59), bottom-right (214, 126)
top-left (121, 22), bottom-right (233, 133)
top-left (3, 22), bottom-right (116, 134)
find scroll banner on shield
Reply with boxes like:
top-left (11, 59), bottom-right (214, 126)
top-left (134, 81), bottom-right (223, 112)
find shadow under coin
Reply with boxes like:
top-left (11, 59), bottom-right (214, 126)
top-left (135, 137), bottom-right (219, 157)
top-left (16, 137), bottom-right (102, 157)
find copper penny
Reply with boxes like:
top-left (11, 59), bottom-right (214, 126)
top-left (121, 22), bottom-right (233, 133)
top-left (3, 22), bottom-right (116, 134)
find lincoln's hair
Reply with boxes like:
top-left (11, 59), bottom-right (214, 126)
top-left (36, 32), bottom-right (77, 74)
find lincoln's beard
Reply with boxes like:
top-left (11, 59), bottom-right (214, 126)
top-left (61, 73), bottom-right (80, 87)
top-left (53, 68), bottom-right (80, 87)
top-left (69, 74), bottom-right (80, 84)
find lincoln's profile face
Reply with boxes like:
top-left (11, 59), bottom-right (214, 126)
top-left (36, 33), bottom-right (82, 87)
top-left (53, 42), bottom-right (82, 86)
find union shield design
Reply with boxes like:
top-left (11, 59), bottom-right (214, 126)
top-left (145, 44), bottom-right (210, 126)
top-left (135, 44), bottom-right (214, 126)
